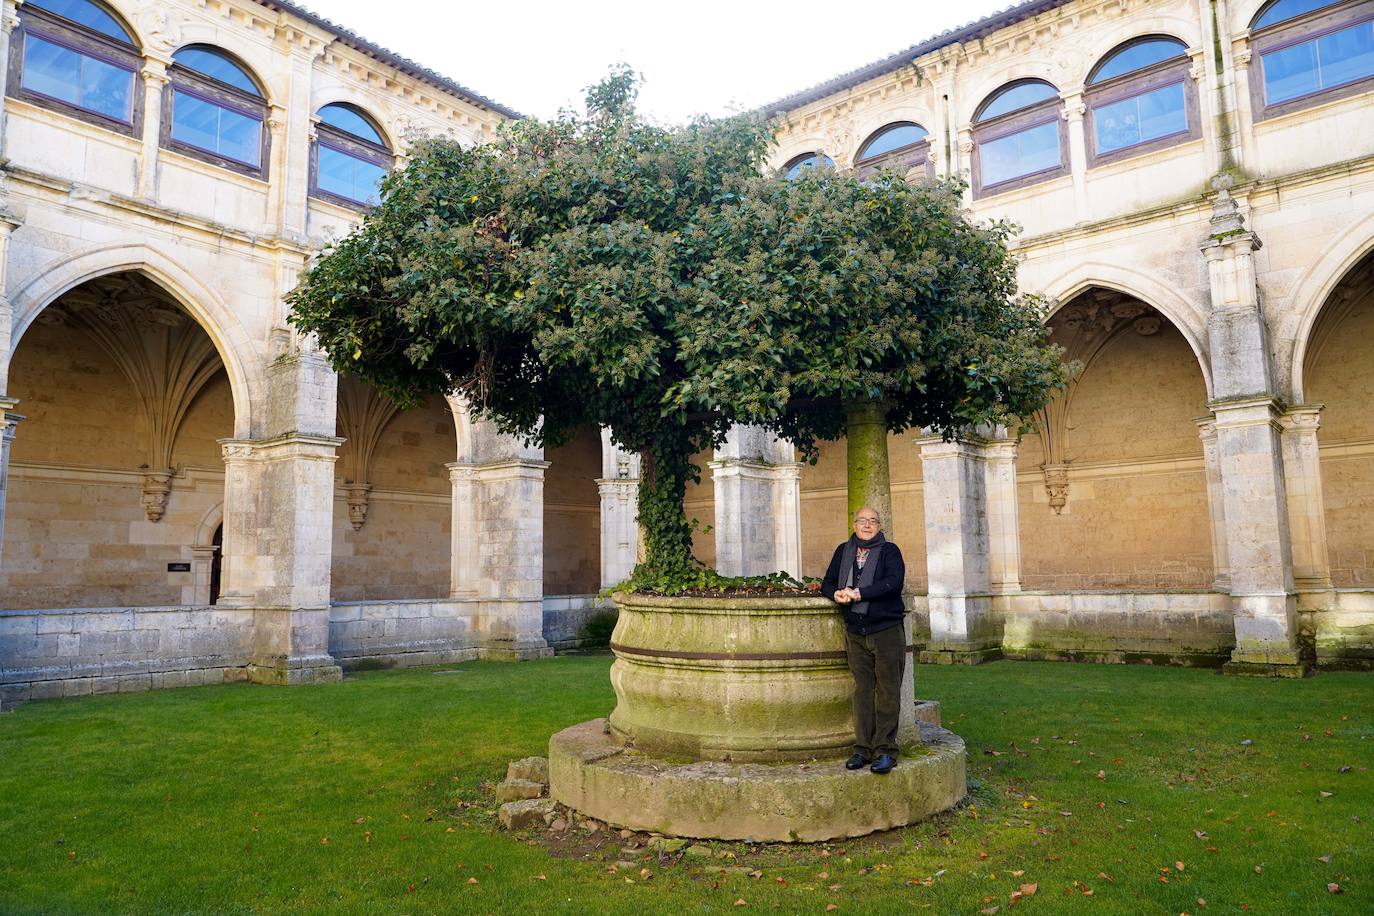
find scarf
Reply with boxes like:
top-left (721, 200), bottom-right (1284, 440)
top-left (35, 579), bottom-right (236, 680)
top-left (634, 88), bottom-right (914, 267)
top-left (839, 531), bottom-right (885, 616)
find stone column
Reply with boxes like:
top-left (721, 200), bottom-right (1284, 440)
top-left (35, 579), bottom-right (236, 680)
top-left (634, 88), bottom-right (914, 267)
top-left (1061, 92), bottom-right (1089, 222)
top-left (472, 439), bottom-right (552, 661)
top-left (276, 45), bottom-right (323, 240)
top-left (984, 432), bottom-right (1022, 595)
top-left (1202, 179), bottom-right (1306, 676)
top-left (1278, 406), bottom-right (1331, 592)
top-left (917, 429), bottom-right (1001, 664)
top-left (135, 57), bottom-right (170, 199)
top-left (446, 462), bottom-right (479, 597)
top-left (1196, 416), bottom-right (1231, 591)
top-left (219, 348), bottom-right (344, 685)
top-left (0, 401), bottom-right (21, 568)
top-left (597, 428), bottom-right (640, 589)
top-left (710, 425), bottom-right (802, 577)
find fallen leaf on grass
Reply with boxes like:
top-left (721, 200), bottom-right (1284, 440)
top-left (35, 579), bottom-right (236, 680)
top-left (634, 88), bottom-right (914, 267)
top-left (981, 908), bottom-right (999, 915)
top-left (1198, 899), bottom-right (1207, 907)
top-left (1010, 870), bottom-right (1025, 877)
top-left (533, 874), bottom-right (546, 880)
top-left (1008, 883), bottom-right (1038, 906)
top-left (1319, 791), bottom-right (1333, 798)
top-left (1175, 861), bottom-right (1186, 871)
top-left (320, 837), bottom-right (329, 846)
top-left (1194, 830), bottom-right (1207, 840)
top-left (826, 906), bottom-right (838, 912)
top-left (466, 877), bottom-right (478, 885)
top-left (1254, 866), bottom-right (1263, 874)
top-left (1096, 770), bottom-right (1106, 780)
top-left (733, 899), bottom-right (747, 907)
top-left (1318, 855), bottom-right (1332, 864)
top-left (1328, 883), bottom-right (1342, 894)
top-left (978, 851), bottom-right (989, 860)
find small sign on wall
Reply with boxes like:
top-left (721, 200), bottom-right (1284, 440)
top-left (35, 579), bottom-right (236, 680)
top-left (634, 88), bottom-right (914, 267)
top-left (167, 562), bottom-right (191, 572)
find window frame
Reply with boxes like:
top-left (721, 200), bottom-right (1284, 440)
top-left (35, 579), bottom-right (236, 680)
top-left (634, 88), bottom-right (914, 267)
top-left (161, 47), bottom-right (270, 178)
top-left (971, 82), bottom-right (1067, 198)
top-left (781, 151), bottom-right (833, 179)
top-left (6, 2), bottom-right (142, 136)
top-left (1085, 43), bottom-right (1199, 166)
top-left (853, 122), bottom-right (934, 181)
top-left (1250, 0), bottom-right (1374, 120)
top-left (309, 104), bottom-right (392, 209)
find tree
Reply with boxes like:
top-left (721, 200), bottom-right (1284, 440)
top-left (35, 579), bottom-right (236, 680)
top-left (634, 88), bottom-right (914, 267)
top-left (288, 68), bottom-right (775, 589)
top-left (289, 68), bottom-right (1067, 594)
top-left (685, 167), bottom-right (1068, 523)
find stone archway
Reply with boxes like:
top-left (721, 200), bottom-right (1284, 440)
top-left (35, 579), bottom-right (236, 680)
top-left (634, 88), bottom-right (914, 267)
top-left (1018, 286), bottom-right (1214, 591)
top-left (1, 270), bottom-right (239, 610)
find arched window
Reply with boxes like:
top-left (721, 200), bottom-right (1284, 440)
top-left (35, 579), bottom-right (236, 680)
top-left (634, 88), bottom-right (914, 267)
top-left (311, 103), bottom-right (392, 207)
top-left (1250, 0), bottom-right (1374, 117)
top-left (972, 80), bottom-right (1065, 196)
top-left (1085, 36), bottom-right (1196, 162)
top-left (853, 122), bottom-right (932, 180)
top-left (782, 152), bottom-right (833, 180)
top-left (10, 0), bottom-right (140, 132)
top-left (164, 46), bottom-right (267, 175)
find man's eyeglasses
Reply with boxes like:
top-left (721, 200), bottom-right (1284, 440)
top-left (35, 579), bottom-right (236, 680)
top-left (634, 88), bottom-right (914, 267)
top-left (855, 518), bottom-right (880, 525)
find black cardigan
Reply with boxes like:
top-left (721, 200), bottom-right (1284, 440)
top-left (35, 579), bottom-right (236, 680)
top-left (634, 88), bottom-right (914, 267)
top-left (820, 540), bottom-right (907, 636)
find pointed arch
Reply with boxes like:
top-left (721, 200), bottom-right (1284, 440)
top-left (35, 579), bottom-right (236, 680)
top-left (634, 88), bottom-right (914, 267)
top-left (1285, 209), bottom-right (1374, 402)
top-left (6, 242), bottom-right (262, 438)
top-left (1037, 260), bottom-right (1212, 398)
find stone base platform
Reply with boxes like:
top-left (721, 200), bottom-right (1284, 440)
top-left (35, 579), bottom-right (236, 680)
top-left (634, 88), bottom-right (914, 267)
top-left (548, 718), bottom-right (966, 842)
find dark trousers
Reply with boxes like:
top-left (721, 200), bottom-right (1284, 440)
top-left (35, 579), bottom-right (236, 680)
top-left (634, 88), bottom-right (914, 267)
top-left (844, 625), bottom-right (905, 757)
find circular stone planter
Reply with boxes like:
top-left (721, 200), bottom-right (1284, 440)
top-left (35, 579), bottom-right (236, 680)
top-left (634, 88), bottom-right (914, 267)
top-left (606, 593), bottom-right (855, 762)
top-left (549, 718), bottom-right (967, 842)
top-left (548, 592), bottom-right (968, 841)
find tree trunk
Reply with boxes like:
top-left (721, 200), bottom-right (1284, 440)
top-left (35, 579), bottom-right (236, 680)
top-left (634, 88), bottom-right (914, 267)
top-left (845, 399), bottom-right (893, 528)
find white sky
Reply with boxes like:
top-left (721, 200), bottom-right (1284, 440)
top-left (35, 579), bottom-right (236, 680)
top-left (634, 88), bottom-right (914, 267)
top-left (311, 0), bottom-right (1014, 122)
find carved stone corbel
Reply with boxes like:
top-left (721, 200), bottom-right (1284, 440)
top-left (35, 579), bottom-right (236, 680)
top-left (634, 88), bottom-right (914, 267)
top-left (345, 483), bottom-right (372, 531)
top-left (141, 468), bottom-right (174, 522)
top-left (1042, 464), bottom-right (1069, 515)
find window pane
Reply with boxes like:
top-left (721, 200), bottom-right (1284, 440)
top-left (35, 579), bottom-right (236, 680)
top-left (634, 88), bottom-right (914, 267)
top-left (317, 145), bottom-right (355, 197)
top-left (1254, 0), bottom-right (1337, 30)
top-left (22, 34), bottom-right (82, 105)
top-left (1263, 40), bottom-right (1322, 102)
top-left (784, 153), bottom-right (833, 179)
top-left (173, 47), bottom-right (260, 96)
top-left (858, 123), bottom-right (927, 160)
top-left (172, 90), bottom-right (262, 167)
top-left (1315, 21), bottom-right (1374, 89)
top-left (977, 81), bottom-right (1058, 121)
top-left (980, 121), bottom-right (1059, 186)
top-left (79, 52), bottom-right (133, 121)
top-left (171, 91), bottom-right (222, 154)
top-left (352, 159), bottom-right (387, 205)
top-left (22, 34), bottom-right (132, 121)
top-left (1094, 81), bottom-right (1188, 153)
top-left (27, 0), bottom-right (133, 43)
top-left (1090, 38), bottom-right (1188, 84)
top-left (318, 103), bottom-right (384, 146)
top-left (216, 105), bottom-right (262, 167)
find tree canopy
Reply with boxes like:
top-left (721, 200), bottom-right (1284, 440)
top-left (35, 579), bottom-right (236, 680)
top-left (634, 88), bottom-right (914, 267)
top-left (288, 67), bottom-right (1067, 592)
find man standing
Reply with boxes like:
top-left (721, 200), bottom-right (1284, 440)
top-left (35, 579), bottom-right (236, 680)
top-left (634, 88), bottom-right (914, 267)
top-left (821, 507), bottom-right (907, 774)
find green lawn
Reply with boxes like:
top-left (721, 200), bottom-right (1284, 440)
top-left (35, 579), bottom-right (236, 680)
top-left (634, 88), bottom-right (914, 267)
top-left (1, 658), bottom-right (1369, 915)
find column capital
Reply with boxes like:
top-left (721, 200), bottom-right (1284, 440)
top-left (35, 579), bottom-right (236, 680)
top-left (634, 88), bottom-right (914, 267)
top-left (1278, 403), bottom-right (1323, 431)
top-left (1207, 396), bottom-right (1284, 430)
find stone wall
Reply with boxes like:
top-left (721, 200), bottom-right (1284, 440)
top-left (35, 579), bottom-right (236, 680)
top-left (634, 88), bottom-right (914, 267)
top-left (543, 431), bottom-right (602, 595)
top-left (999, 592), bottom-right (1234, 664)
top-left (0, 605), bottom-right (253, 707)
top-left (328, 599), bottom-right (479, 670)
top-left (541, 595), bottom-right (616, 651)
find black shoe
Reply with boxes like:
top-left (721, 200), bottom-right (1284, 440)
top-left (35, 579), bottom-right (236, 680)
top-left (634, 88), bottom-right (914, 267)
top-left (844, 753), bottom-right (871, 770)
top-left (870, 753), bottom-right (897, 774)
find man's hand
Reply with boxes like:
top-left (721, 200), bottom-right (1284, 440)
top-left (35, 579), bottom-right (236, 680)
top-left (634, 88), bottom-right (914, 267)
top-left (833, 590), bottom-right (852, 604)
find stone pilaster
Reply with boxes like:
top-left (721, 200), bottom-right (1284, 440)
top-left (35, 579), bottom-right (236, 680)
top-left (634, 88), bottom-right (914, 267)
top-left (917, 429), bottom-right (1002, 664)
top-left (0, 399), bottom-right (22, 568)
top-left (135, 58), bottom-right (170, 199)
top-left (1201, 181), bottom-right (1306, 676)
top-left (218, 348), bottom-right (344, 685)
top-left (984, 432), bottom-right (1022, 595)
top-left (1278, 406), bottom-right (1331, 592)
top-left (474, 454), bottom-right (552, 660)
top-left (1196, 417), bottom-right (1232, 591)
top-left (597, 428), bottom-right (640, 589)
top-left (446, 462), bottom-right (479, 597)
top-left (710, 425), bottom-right (802, 578)
top-left (1061, 93), bottom-right (1088, 221)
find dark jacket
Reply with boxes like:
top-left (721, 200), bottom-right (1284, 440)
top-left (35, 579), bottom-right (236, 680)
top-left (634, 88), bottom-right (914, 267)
top-left (821, 538), bottom-right (907, 636)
